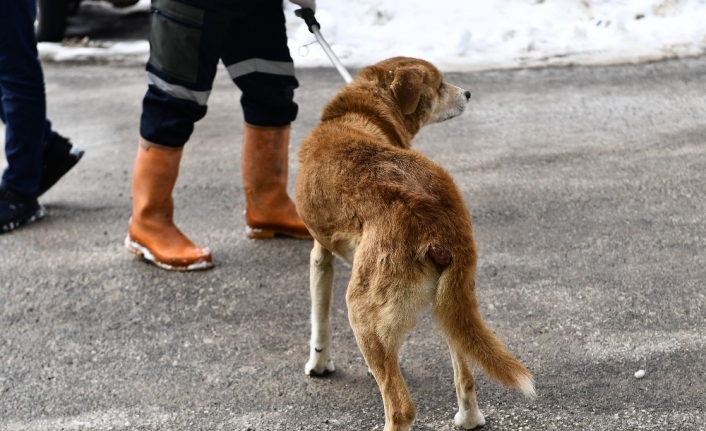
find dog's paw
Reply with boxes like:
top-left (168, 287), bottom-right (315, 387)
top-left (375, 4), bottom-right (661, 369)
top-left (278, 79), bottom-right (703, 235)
top-left (305, 359), bottom-right (335, 377)
top-left (307, 366), bottom-right (335, 377)
top-left (305, 350), bottom-right (335, 377)
top-left (454, 408), bottom-right (485, 430)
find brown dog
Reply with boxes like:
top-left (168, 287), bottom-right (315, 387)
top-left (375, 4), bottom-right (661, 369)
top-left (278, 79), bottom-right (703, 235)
top-left (295, 57), bottom-right (535, 431)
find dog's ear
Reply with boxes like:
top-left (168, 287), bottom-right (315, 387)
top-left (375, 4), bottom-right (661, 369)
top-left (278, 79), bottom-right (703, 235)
top-left (357, 64), bottom-right (386, 83)
top-left (391, 67), bottom-right (424, 115)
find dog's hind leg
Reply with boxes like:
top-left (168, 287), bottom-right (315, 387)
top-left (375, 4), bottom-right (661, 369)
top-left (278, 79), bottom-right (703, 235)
top-left (347, 295), bottom-right (417, 430)
top-left (346, 251), bottom-right (426, 431)
top-left (432, 270), bottom-right (535, 397)
top-left (449, 344), bottom-right (485, 429)
top-left (306, 240), bottom-right (336, 376)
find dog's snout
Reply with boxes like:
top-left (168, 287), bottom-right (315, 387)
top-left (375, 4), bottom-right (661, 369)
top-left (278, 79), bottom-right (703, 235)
top-left (464, 90), bottom-right (471, 101)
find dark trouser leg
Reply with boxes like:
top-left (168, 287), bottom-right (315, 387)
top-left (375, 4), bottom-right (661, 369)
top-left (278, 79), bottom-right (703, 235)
top-left (0, 0), bottom-right (48, 198)
top-left (139, 0), bottom-right (232, 147)
top-left (220, 0), bottom-right (298, 127)
top-left (128, 0), bottom-right (230, 269)
top-left (218, 1), bottom-right (310, 239)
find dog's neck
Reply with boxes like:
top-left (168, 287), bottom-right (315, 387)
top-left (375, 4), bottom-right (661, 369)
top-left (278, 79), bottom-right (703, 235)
top-left (320, 87), bottom-right (418, 148)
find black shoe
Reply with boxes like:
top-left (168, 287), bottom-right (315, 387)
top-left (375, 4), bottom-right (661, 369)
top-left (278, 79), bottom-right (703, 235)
top-left (0, 187), bottom-right (45, 234)
top-left (38, 133), bottom-right (85, 197)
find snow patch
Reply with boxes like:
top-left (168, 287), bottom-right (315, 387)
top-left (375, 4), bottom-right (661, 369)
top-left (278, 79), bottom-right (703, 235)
top-left (37, 0), bottom-right (706, 72)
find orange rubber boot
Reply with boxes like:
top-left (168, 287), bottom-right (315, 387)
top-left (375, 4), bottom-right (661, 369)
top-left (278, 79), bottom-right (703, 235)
top-left (125, 138), bottom-right (213, 271)
top-left (241, 124), bottom-right (312, 239)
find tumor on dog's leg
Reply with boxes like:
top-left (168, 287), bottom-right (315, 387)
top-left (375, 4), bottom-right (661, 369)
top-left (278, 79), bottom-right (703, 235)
top-left (427, 243), bottom-right (452, 267)
top-left (306, 241), bottom-right (336, 376)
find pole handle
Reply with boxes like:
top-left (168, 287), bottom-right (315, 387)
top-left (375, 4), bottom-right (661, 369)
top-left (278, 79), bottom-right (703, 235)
top-left (297, 8), bottom-right (353, 84)
top-left (299, 8), bottom-right (320, 33)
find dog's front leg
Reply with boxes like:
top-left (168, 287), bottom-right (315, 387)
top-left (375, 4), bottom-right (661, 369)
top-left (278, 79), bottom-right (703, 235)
top-left (305, 240), bottom-right (336, 376)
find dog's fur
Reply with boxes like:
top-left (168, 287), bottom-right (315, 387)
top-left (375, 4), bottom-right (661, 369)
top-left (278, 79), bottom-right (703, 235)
top-left (295, 57), bottom-right (535, 431)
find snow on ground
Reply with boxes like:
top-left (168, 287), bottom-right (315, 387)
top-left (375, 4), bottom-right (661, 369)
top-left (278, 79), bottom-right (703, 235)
top-left (38, 0), bottom-right (706, 72)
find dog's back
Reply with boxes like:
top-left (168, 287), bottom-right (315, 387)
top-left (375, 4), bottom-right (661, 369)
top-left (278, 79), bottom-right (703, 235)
top-left (295, 57), bottom-right (533, 431)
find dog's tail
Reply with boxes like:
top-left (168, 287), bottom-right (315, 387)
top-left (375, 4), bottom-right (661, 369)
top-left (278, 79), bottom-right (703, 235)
top-left (432, 264), bottom-right (536, 398)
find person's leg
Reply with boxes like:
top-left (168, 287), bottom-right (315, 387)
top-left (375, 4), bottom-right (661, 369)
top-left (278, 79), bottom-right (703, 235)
top-left (0, 82), bottom-right (84, 200)
top-left (221, 0), bottom-right (298, 129)
top-left (0, 0), bottom-right (46, 232)
top-left (126, 0), bottom-right (229, 270)
top-left (0, 0), bottom-right (85, 234)
top-left (220, 0), bottom-right (311, 239)
top-left (0, 0), bottom-right (46, 198)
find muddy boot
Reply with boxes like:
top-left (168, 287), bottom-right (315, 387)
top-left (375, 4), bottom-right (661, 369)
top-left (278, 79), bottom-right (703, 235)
top-left (125, 138), bottom-right (213, 271)
top-left (241, 123), bottom-right (311, 239)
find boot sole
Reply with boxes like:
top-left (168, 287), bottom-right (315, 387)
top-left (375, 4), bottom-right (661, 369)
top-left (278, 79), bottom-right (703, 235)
top-left (1, 205), bottom-right (46, 233)
top-left (124, 236), bottom-right (214, 271)
top-left (246, 226), bottom-right (312, 240)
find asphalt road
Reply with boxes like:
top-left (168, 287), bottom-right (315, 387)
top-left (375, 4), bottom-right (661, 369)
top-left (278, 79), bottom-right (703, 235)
top-left (1, 53), bottom-right (705, 430)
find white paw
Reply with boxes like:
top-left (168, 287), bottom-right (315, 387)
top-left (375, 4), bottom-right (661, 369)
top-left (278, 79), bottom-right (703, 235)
top-left (454, 408), bottom-right (485, 430)
top-left (305, 348), bottom-right (335, 376)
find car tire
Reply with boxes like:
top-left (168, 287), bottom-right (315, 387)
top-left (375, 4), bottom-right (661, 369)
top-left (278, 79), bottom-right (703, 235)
top-left (36, 0), bottom-right (69, 42)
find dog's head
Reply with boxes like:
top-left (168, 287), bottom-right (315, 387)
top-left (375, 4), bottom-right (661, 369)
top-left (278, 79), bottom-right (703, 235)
top-left (357, 57), bottom-right (471, 127)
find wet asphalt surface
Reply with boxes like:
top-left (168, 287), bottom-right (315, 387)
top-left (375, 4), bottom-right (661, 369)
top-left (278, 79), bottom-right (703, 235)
top-left (2, 6), bottom-right (706, 431)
